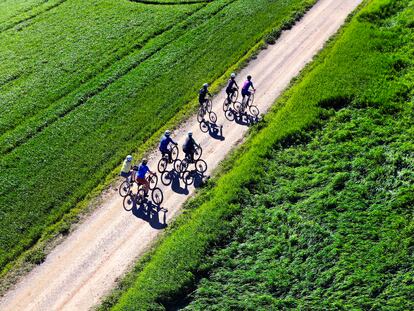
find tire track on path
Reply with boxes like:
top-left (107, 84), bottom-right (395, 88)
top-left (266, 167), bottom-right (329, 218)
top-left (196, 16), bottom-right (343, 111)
top-left (0, 0), bottom-right (362, 309)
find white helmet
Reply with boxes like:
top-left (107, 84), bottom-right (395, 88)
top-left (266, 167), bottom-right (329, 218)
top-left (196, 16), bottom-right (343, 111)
top-left (142, 158), bottom-right (148, 164)
top-left (230, 73), bottom-right (236, 78)
top-left (165, 130), bottom-right (171, 136)
top-left (126, 155), bottom-right (133, 162)
top-left (188, 131), bottom-right (193, 136)
top-left (203, 83), bottom-right (208, 87)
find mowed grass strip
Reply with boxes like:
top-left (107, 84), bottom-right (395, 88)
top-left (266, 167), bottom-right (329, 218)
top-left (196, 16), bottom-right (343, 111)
top-left (107, 0), bottom-right (414, 309)
top-left (0, 0), bottom-right (314, 273)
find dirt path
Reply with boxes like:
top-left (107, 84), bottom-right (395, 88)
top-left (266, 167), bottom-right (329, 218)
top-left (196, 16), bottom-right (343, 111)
top-left (0, 0), bottom-right (362, 309)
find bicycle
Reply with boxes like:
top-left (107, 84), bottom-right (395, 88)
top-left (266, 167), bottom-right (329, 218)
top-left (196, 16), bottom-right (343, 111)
top-left (123, 174), bottom-right (163, 210)
top-left (223, 88), bottom-right (239, 112)
top-left (175, 145), bottom-right (207, 185)
top-left (157, 144), bottom-right (179, 173)
top-left (197, 96), bottom-right (217, 124)
top-left (119, 171), bottom-right (158, 197)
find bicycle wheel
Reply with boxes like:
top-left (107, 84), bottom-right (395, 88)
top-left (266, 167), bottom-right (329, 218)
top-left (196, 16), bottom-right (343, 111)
top-left (137, 188), bottom-right (146, 204)
top-left (157, 157), bottom-right (168, 173)
top-left (173, 159), bottom-right (182, 172)
top-left (147, 174), bottom-right (158, 190)
top-left (171, 145), bottom-right (179, 160)
top-left (248, 93), bottom-right (254, 105)
top-left (182, 171), bottom-right (194, 186)
top-left (194, 146), bottom-right (203, 160)
top-left (151, 188), bottom-right (164, 205)
top-left (225, 109), bottom-right (235, 121)
top-left (161, 171), bottom-right (173, 186)
top-left (123, 194), bottom-right (135, 211)
top-left (206, 99), bottom-right (213, 113)
top-left (197, 108), bottom-right (205, 123)
top-left (234, 101), bottom-right (243, 113)
top-left (200, 120), bottom-right (209, 133)
top-left (195, 159), bottom-right (207, 174)
top-left (249, 105), bottom-right (259, 117)
top-left (209, 111), bottom-right (217, 124)
top-left (223, 99), bottom-right (230, 112)
top-left (231, 89), bottom-right (239, 103)
top-left (119, 180), bottom-right (131, 197)
top-left (180, 158), bottom-right (190, 172)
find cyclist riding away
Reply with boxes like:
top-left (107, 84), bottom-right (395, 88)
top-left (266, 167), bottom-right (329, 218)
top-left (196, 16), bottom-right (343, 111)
top-left (159, 130), bottom-right (178, 163)
top-left (120, 155), bottom-right (133, 183)
top-left (226, 73), bottom-right (239, 102)
top-left (199, 83), bottom-right (211, 108)
top-left (182, 131), bottom-right (200, 163)
top-left (241, 75), bottom-right (256, 105)
top-left (135, 158), bottom-right (156, 197)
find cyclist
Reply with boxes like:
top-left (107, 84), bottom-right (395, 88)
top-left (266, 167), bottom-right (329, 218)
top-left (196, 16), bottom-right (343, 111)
top-left (199, 83), bottom-right (211, 108)
top-left (120, 155), bottom-right (133, 183)
top-left (182, 131), bottom-right (200, 163)
top-left (226, 73), bottom-right (239, 102)
top-left (159, 130), bottom-right (178, 163)
top-left (135, 158), bottom-right (156, 197)
top-left (241, 75), bottom-right (256, 105)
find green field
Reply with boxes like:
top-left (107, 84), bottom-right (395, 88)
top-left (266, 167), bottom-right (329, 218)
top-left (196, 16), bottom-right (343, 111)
top-left (0, 0), bottom-right (315, 274)
top-left (103, 0), bottom-right (414, 309)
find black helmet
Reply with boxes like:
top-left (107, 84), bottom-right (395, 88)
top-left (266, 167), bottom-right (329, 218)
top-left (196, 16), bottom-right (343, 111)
top-left (247, 75), bottom-right (252, 80)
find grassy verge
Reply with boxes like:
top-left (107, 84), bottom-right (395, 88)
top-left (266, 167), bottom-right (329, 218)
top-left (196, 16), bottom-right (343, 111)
top-left (104, 0), bottom-right (414, 309)
top-left (0, 0), bottom-right (316, 289)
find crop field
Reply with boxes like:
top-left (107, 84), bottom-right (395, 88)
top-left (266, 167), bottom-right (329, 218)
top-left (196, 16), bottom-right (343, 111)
top-left (0, 0), bottom-right (315, 274)
top-left (104, 0), bottom-right (414, 309)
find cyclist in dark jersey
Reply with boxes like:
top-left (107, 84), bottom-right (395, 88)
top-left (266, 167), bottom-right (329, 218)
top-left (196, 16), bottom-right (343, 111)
top-left (159, 130), bottom-right (177, 163)
top-left (241, 75), bottom-right (256, 104)
top-left (182, 131), bottom-right (200, 163)
top-left (199, 83), bottom-right (211, 107)
top-left (225, 73), bottom-right (239, 102)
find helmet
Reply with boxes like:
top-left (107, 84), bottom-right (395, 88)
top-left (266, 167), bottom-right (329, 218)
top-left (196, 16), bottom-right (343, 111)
top-left (203, 83), bottom-right (208, 88)
top-left (126, 155), bottom-right (133, 162)
top-left (247, 75), bottom-right (252, 80)
top-left (165, 130), bottom-right (171, 136)
top-left (188, 131), bottom-right (193, 136)
top-left (142, 158), bottom-right (148, 164)
top-left (230, 73), bottom-right (236, 78)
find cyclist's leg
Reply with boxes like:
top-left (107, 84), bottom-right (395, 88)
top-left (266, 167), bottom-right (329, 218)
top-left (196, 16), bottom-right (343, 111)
top-left (167, 149), bottom-right (172, 163)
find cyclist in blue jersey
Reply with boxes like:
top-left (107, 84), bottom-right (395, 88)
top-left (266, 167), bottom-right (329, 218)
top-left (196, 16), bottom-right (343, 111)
top-left (135, 158), bottom-right (156, 196)
top-left (159, 130), bottom-right (178, 163)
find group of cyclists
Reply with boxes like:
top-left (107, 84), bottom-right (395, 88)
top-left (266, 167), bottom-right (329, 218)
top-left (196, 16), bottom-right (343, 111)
top-left (120, 73), bottom-right (256, 199)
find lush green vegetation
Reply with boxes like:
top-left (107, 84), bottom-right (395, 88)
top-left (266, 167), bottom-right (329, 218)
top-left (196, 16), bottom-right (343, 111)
top-left (105, 0), bottom-right (414, 309)
top-left (0, 0), bottom-right (315, 274)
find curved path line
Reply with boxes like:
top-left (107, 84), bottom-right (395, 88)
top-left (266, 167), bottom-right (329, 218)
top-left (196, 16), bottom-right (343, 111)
top-left (0, 0), bottom-right (362, 310)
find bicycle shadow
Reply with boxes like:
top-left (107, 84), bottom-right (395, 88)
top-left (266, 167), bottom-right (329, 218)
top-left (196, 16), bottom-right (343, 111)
top-left (226, 108), bottom-right (259, 126)
top-left (132, 200), bottom-right (168, 230)
top-left (161, 170), bottom-right (190, 195)
top-left (200, 121), bottom-right (224, 141)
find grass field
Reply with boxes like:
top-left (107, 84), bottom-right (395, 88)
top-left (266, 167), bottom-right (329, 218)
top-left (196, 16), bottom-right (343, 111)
top-left (104, 0), bottom-right (414, 309)
top-left (0, 0), bottom-right (315, 274)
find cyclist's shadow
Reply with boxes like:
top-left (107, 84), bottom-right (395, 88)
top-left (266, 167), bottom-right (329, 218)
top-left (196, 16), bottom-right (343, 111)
top-left (234, 112), bottom-right (258, 127)
top-left (162, 170), bottom-right (190, 195)
top-left (132, 200), bottom-right (168, 229)
top-left (200, 121), bottom-right (224, 141)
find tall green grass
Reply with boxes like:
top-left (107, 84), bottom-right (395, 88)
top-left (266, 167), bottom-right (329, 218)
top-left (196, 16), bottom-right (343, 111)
top-left (0, 0), bottom-right (314, 274)
top-left (106, 0), bottom-right (414, 309)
